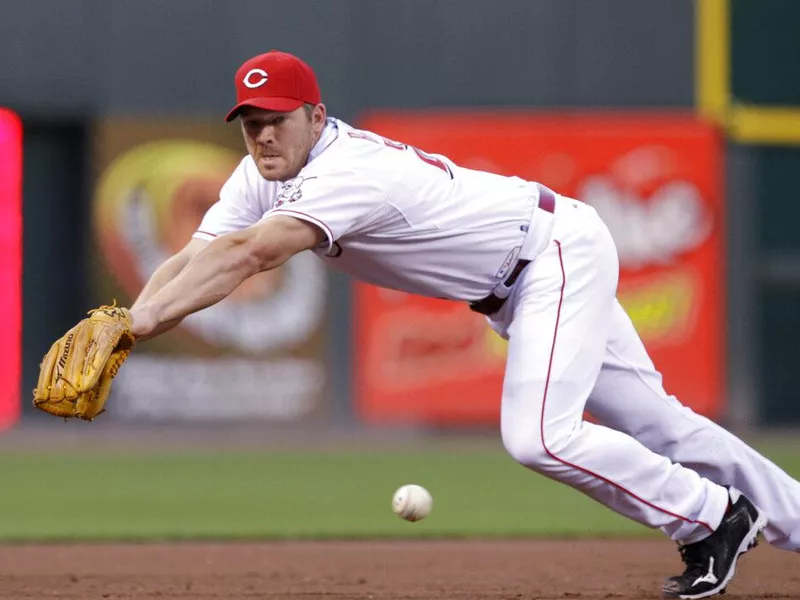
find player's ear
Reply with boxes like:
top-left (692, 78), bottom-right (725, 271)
top-left (311, 103), bottom-right (326, 128)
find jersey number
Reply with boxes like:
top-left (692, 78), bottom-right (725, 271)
top-left (348, 130), bottom-right (453, 178)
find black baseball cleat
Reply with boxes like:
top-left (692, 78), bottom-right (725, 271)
top-left (661, 487), bottom-right (767, 599)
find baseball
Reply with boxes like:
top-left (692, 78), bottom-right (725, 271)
top-left (392, 484), bottom-right (433, 522)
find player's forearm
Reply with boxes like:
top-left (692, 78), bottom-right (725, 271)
top-left (131, 252), bottom-right (192, 310)
top-left (129, 233), bottom-right (286, 340)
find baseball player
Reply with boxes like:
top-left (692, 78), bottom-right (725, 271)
top-left (33, 50), bottom-right (800, 598)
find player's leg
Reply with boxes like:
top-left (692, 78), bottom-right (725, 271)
top-left (586, 298), bottom-right (800, 552)
top-left (500, 200), bottom-right (766, 598)
top-left (499, 200), bottom-right (729, 545)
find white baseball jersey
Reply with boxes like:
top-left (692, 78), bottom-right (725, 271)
top-left (194, 117), bottom-right (553, 302)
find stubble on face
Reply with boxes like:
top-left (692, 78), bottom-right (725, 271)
top-left (240, 104), bottom-right (325, 181)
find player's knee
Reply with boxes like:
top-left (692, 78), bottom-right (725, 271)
top-left (502, 431), bottom-right (555, 471)
top-left (502, 426), bottom-right (575, 473)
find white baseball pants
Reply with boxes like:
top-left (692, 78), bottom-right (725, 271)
top-left (491, 195), bottom-right (800, 549)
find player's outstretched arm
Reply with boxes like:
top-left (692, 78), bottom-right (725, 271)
top-left (129, 215), bottom-right (325, 341)
top-left (131, 238), bottom-right (209, 310)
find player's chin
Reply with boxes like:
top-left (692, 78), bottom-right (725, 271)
top-left (256, 157), bottom-right (289, 181)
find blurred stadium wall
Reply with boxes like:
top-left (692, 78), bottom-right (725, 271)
top-left (1, 0), bottom-right (798, 429)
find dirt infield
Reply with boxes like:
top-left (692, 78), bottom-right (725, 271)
top-left (0, 539), bottom-right (796, 599)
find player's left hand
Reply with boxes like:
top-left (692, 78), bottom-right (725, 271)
top-left (32, 303), bottom-right (136, 421)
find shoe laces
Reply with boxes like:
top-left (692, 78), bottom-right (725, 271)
top-left (677, 541), bottom-right (711, 576)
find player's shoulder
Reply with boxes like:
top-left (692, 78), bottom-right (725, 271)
top-left (224, 153), bottom-right (256, 184)
top-left (218, 154), bottom-right (279, 215)
top-left (309, 118), bottom-right (405, 174)
top-left (334, 119), bottom-right (392, 150)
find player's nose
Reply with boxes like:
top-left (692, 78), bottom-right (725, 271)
top-left (255, 125), bottom-right (277, 144)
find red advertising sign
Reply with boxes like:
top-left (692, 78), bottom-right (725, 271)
top-left (0, 109), bottom-right (23, 430)
top-left (355, 111), bottom-right (724, 424)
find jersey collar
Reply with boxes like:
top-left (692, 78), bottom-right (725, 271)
top-left (307, 117), bottom-right (339, 164)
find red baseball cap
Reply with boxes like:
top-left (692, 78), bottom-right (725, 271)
top-left (225, 50), bottom-right (321, 122)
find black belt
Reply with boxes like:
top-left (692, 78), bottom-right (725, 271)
top-left (469, 188), bottom-right (556, 316)
top-left (468, 259), bottom-right (531, 315)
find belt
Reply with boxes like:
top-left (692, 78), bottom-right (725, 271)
top-left (469, 187), bottom-right (556, 316)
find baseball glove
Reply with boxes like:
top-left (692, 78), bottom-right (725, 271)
top-left (32, 304), bottom-right (136, 421)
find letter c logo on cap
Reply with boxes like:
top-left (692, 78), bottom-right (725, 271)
top-left (243, 68), bottom-right (268, 89)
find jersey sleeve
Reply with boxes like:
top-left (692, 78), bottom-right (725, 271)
top-left (193, 157), bottom-right (266, 241)
top-left (264, 170), bottom-right (389, 250)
